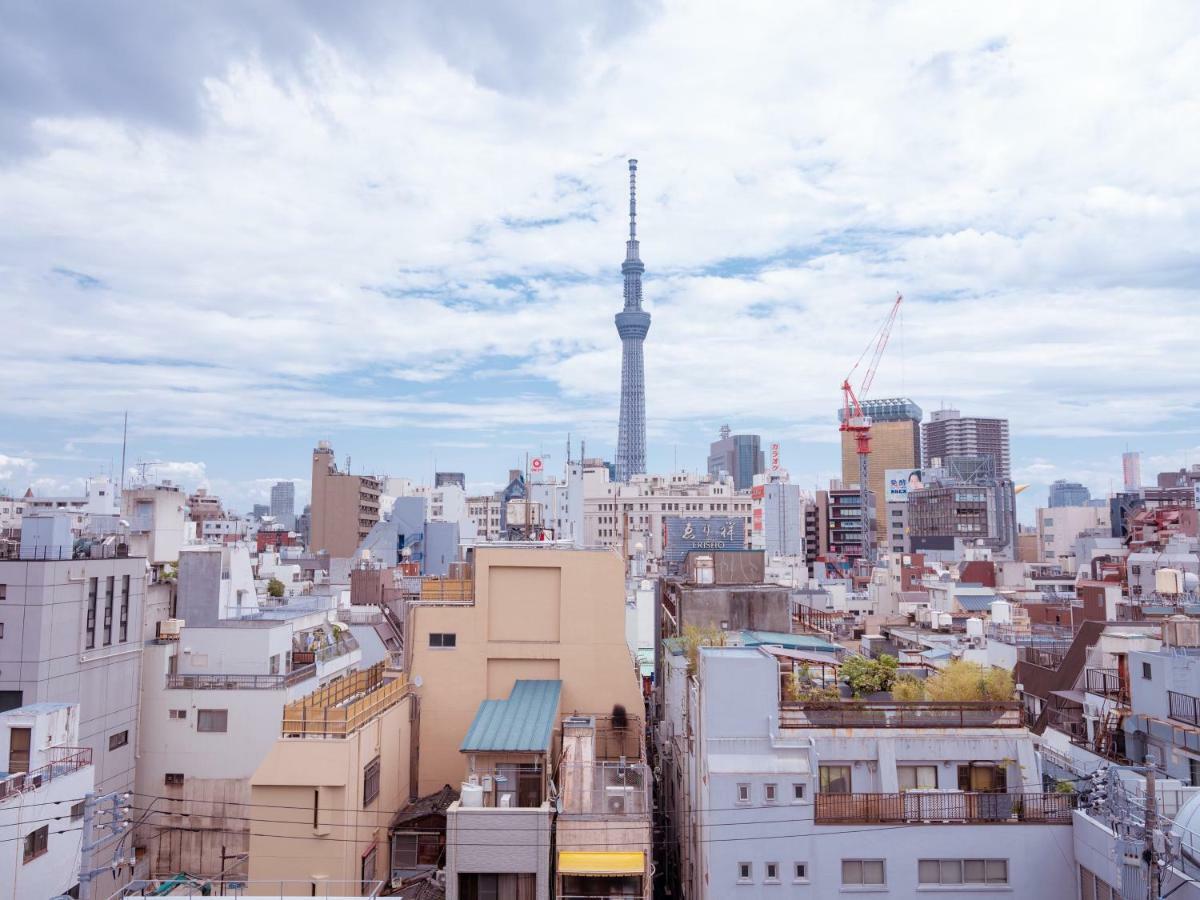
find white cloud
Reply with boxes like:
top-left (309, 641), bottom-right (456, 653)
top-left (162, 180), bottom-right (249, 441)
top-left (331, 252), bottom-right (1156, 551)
top-left (0, 454), bottom-right (35, 483)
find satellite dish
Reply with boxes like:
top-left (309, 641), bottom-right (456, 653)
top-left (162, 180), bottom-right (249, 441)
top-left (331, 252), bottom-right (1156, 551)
top-left (412, 674), bottom-right (423, 688)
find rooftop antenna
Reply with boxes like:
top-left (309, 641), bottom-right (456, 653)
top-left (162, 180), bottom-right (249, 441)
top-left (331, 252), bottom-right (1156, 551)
top-left (119, 411), bottom-right (128, 495)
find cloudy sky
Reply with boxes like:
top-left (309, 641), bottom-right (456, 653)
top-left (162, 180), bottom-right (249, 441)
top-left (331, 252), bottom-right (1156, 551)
top-left (2, 1), bottom-right (1198, 521)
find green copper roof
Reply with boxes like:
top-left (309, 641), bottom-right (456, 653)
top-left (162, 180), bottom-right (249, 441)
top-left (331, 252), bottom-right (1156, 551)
top-left (460, 680), bottom-right (562, 753)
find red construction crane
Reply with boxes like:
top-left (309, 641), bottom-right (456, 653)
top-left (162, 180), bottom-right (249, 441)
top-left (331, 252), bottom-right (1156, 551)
top-left (839, 293), bottom-right (903, 567)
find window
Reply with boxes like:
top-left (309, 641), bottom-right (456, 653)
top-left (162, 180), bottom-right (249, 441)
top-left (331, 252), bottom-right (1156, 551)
top-left (819, 765), bottom-right (852, 794)
top-left (71, 801), bottom-right (85, 820)
top-left (841, 859), bottom-right (885, 886)
top-left (898, 765), bottom-right (937, 792)
top-left (103, 575), bottom-right (115, 645)
top-left (0, 584), bottom-right (5, 600)
top-left (792, 783), bottom-right (806, 802)
top-left (736, 783), bottom-right (750, 803)
top-left (363, 756), bottom-right (381, 806)
top-left (0, 623), bottom-right (4, 639)
top-left (764, 783), bottom-right (777, 802)
top-left (361, 844), bottom-right (377, 893)
top-left (108, 730), bottom-right (129, 750)
top-left (392, 832), bottom-right (442, 868)
top-left (269, 654), bottom-right (280, 675)
top-left (169, 709), bottom-right (187, 720)
top-left (165, 773), bottom-right (184, 786)
top-left (919, 859), bottom-right (1008, 885)
top-left (197, 709), bottom-right (228, 733)
top-left (85, 577), bottom-right (97, 649)
top-left (23, 825), bottom-right (48, 863)
top-left (793, 862), bottom-right (808, 882)
top-left (1143, 661), bottom-right (1153, 680)
top-left (118, 574), bottom-right (130, 642)
top-left (957, 763), bottom-right (1006, 793)
top-left (428, 632), bottom-right (456, 648)
top-left (1190, 756), bottom-right (1200, 787)
top-left (737, 862), bottom-right (752, 883)
top-left (765, 862), bottom-right (779, 882)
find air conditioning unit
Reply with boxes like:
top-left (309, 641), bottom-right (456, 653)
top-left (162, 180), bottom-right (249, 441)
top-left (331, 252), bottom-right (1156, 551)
top-left (157, 618), bottom-right (184, 638)
top-left (563, 715), bottom-right (595, 729)
top-left (606, 785), bottom-right (637, 814)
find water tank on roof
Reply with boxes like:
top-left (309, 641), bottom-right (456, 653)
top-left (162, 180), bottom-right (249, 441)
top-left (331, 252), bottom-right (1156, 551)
top-left (1157, 568), bottom-right (1185, 596)
top-left (460, 782), bottom-right (484, 808)
top-left (937, 613), bottom-right (954, 631)
top-left (966, 617), bottom-right (984, 639)
top-left (991, 600), bottom-right (1012, 625)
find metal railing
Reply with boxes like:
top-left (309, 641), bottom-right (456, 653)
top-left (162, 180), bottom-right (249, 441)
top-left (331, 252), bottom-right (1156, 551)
top-left (1169, 690), bottom-right (1200, 727)
top-left (0, 747), bottom-right (92, 800)
top-left (558, 762), bottom-right (651, 817)
top-left (1019, 646), bottom-right (1069, 670)
top-left (1084, 668), bottom-right (1122, 698)
top-left (107, 879), bottom-right (384, 899)
top-left (282, 662), bottom-right (408, 737)
top-left (779, 701), bottom-right (1023, 729)
top-left (814, 791), bottom-right (1076, 824)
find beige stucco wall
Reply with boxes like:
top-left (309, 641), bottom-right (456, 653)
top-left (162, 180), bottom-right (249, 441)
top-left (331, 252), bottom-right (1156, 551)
top-left (408, 547), bottom-right (644, 795)
top-left (246, 692), bottom-right (412, 894)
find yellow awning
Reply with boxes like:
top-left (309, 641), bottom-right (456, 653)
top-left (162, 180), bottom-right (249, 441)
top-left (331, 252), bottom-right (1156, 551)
top-left (558, 850), bottom-right (644, 875)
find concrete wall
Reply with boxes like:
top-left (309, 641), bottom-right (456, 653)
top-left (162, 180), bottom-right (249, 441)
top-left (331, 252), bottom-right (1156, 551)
top-left (177, 547), bottom-right (223, 626)
top-left (675, 584), bottom-right (792, 634)
top-left (445, 803), bottom-right (552, 900)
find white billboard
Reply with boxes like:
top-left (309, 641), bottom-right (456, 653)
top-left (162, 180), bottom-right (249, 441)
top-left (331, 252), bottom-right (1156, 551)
top-left (885, 468), bottom-right (924, 503)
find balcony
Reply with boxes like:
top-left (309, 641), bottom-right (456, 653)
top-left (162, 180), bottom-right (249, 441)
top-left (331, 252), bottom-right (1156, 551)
top-left (281, 662), bottom-right (407, 738)
top-left (779, 701), bottom-right (1023, 729)
top-left (559, 762), bottom-right (651, 817)
top-left (1084, 668), bottom-right (1123, 699)
top-left (814, 791), bottom-right (1076, 825)
top-left (0, 747), bottom-right (92, 801)
top-left (167, 673), bottom-right (292, 690)
top-left (1168, 690), bottom-right (1200, 727)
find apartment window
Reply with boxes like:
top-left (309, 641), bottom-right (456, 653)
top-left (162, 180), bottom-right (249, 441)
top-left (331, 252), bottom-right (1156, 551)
top-left (0, 623), bottom-right (4, 639)
top-left (165, 773), bottom-right (184, 786)
top-left (269, 654), bottom-right (280, 675)
top-left (898, 765), bottom-right (937, 792)
top-left (392, 832), bottom-right (442, 868)
top-left (958, 763), bottom-right (1006, 793)
top-left (792, 783), bottom-right (806, 802)
top-left (71, 801), bottom-right (85, 820)
top-left (103, 575), bottom-right (115, 645)
top-left (361, 844), bottom-right (377, 893)
top-left (197, 709), bottom-right (228, 733)
top-left (765, 862), bottom-right (780, 882)
top-left (737, 862), bottom-right (752, 883)
top-left (793, 862), bottom-right (808, 882)
top-left (1190, 756), bottom-right (1200, 787)
top-left (119, 574), bottom-right (130, 642)
top-left (841, 859), bottom-right (885, 886)
top-left (819, 765), bottom-right (852, 794)
top-left (1143, 661), bottom-right (1153, 680)
top-left (428, 632), bottom-right (456, 649)
top-left (0, 584), bottom-right (5, 601)
top-left (736, 783), bottom-right (750, 803)
top-left (764, 783), bottom-right (777, 802)
top-left (23, 825), bottom-right (48, 863)
top-left (919, 858), bottom-right (1008, 885)
top-left (85, 577), bottom-right (98, 649)
top-left (169, 709), bottom-right (187, 720)
top-left (108, 730), bottom-right (129, 750)
top-left (363, 756), bottom-right (381, 806)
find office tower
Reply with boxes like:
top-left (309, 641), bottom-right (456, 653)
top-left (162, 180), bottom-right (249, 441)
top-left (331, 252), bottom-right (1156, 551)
top-left (1048, 479), bottom-right (1091, 508)
top-left (615, 159), bottom-right (650, 482)
top-left (707, 425), bottom-right (765, 491)
top-left (838, 398), bottom-right (922, 542)
top-left (1123, 451), bottom-right (1142, 491)
top-left (921, 407), bottom-right (1011, 480)
top-left (270, 479), bottom-right (295, 529)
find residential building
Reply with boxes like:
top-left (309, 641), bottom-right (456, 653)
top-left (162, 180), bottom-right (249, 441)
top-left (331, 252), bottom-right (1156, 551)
top-left (1036, 505), bottom-right (1111, 570)
top-left (707, 425), bottom-right (764, 491)
top-left (466, 495), bottom-right (503, 542)
top-left (15, 477), bottom-right (120, 536)
top-left (186, 487), bottom-right (224, 524)
top-left (0, 702), bottom-right (94, 900)
top-left (310, 441), bottom-right (382, 558)
top-left (839, 399), bottom-right (921, 543)
top-left (922, 407), bottom-right (1011, 480)
top-left (0, 516), bottom-right (146, 794)
top-left (658, 644), bottom-right (1075, 899)
top-left (405, 546), bottom-right (650, 897)
top-left (247, 662), bottom-right (413, 894)
top-left (585, 470), bottom-right (752, 571)
top-left (270, 480), bottom-right (296, 530)
top-left (750, 474), bottom-right (803, 558)
top-left (1048, 479), bottom-right (1091, 507)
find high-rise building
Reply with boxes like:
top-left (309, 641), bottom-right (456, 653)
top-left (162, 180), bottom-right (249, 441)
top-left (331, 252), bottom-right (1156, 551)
top-left (269, 479), bottom-right (295, 529)
top-left (838, 398), bottom-right (921, 544)
top-left (1048, 479), bottom-right (1091, 508)
top-left (615, 159), bottom-right (650, 483)
top-left (1123, 451), bottom-right (1142, 491)
top-left (309, 441), bottom-right (381, 557)
top-left (707, 425), bottom-right (764, 491)
top-left (921, 407), bottom-right (1011, 479)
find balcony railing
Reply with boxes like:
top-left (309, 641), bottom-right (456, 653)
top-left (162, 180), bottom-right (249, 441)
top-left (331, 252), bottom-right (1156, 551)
top-left (1084, 668), bottom-right (1122, 698)
top-left (0, 747), bottom-right (92, 800)
top-left (779, 701), bottom-right (1022, 729)
top-left (814, 791), bottom-right (1076, 824)
top-left (282, 662), bottom-right (408, 737)
top-left (1169, 690), bottom-right (1200, 727)
top-left (1019, 646), bottom-right (1069, 669)
top-left (558, 762), bottom-right (651, 817)
top-left (167, 673), bottom-right (288, 690)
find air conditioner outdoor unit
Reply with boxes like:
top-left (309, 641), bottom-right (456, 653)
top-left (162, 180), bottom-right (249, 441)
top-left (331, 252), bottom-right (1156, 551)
top-left (157, 618), bottom-right (184, 637)
top-left (606, 785), bottom-right (637, 814)
top-left (563, 715), bottom-right (595, 729)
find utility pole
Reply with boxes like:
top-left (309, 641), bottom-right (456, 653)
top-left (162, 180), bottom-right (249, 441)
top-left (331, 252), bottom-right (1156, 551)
top-left (1145, 766), bottom-right (1159, 900)
top-left (79, 790), bottom-right (133, 900)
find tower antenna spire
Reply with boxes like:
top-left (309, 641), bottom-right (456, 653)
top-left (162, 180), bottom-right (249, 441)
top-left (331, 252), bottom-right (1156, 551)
top-left (628, 158), bottom-right (638, 241)
top-left (615, 159), bottom-right (650, 483)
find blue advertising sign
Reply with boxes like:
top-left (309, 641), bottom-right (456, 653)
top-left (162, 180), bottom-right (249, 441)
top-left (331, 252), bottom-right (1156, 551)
top-left (662, 516), bottom-right (745, 564)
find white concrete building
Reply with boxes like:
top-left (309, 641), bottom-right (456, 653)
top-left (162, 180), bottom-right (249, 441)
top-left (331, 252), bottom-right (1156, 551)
top-left (1036, 505), bottom-right (1110, 570)
top-left (0, 702), bottom-right (94, 900)
top-left (659, 644), bottom-right (1076, 899)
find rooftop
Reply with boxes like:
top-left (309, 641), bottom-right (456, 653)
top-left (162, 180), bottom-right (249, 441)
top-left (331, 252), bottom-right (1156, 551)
top-left (460, 680), bottom-right (562, 753)
top-left (281, 662), bottom-right (407, 738)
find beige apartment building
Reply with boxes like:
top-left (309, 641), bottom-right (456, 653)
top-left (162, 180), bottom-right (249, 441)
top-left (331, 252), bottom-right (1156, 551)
top-left (310, 441), bottom-right (382, 558)
top-left (247, 663), bottom-right (413, 895)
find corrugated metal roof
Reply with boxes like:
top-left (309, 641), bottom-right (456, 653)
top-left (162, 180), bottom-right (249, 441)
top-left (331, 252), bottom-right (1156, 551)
top-left (956, 595), bottom-right (996, 612)
top-left (736, 630), bottom-right (840, 653)
top-left (459, 680), bottom-right (561, 753)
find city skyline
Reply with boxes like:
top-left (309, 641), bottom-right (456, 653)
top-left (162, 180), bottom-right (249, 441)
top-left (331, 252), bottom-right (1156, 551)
top-left (2, 3), bottom-right (1199, 519)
